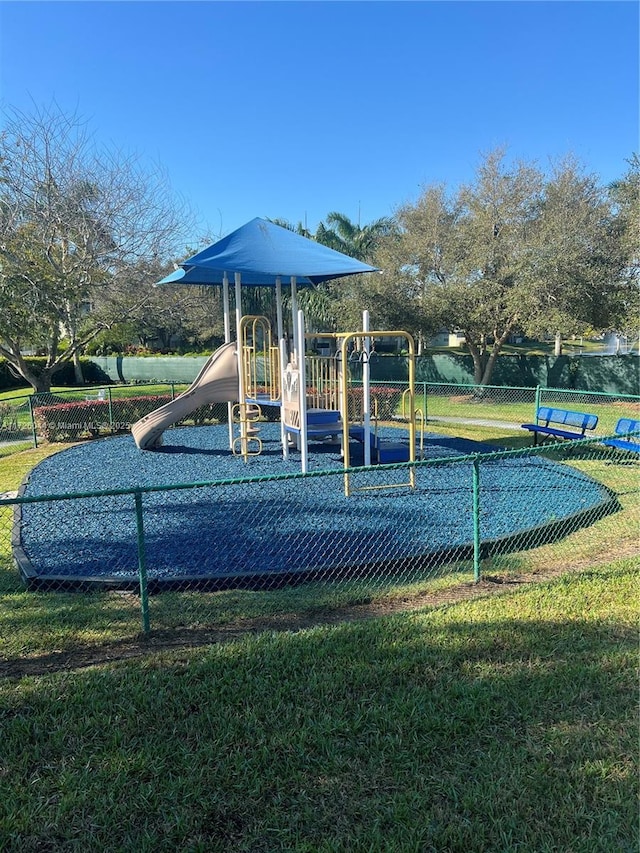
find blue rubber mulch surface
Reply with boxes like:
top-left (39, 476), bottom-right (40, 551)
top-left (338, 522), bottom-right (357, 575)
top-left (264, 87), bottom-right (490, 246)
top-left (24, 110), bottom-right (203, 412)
top-left (17, 424), bottom-right (615, 589)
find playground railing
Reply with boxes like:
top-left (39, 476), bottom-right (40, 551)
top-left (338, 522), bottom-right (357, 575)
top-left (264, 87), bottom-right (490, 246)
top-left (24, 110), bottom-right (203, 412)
top-left (0, 435), bottom-right (637, 656)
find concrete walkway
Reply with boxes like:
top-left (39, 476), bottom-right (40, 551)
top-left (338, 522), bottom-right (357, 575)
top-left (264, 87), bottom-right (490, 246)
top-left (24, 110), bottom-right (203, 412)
top-left (428, 415), bottom-right (523, 431)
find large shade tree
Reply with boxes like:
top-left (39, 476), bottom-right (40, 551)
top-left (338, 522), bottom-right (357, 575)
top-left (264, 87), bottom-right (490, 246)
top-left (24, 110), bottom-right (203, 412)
top-left (0, 102), bottom-right (192, 391)
top-left (606, 154), bottom-right (640, 341)
top-left (374, 149), bottom-right (632, 384)
top-left (89, 257), bottom-right (227, 355)
top-left (517, 156), bottom-right (631, 355)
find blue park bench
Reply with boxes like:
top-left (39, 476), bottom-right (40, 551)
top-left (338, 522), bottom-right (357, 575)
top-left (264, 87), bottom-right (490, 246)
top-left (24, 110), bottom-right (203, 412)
top-left (601, 417), bottom-right (640, 454)
top-left (521, 406), bottom-right (598, 445)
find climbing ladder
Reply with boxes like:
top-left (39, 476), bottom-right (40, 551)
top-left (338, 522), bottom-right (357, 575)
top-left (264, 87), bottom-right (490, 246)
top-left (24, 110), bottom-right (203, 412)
top-left (240, 315), bottom-right (280, 404)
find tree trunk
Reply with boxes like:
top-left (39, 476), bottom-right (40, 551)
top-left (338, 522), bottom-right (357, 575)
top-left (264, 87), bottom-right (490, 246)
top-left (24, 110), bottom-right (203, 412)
top-left (32, 375), bottom-right (53, 394)
top-left (465, 325), bottom-right (515, 389)
top-left (554, 331), bottom-right (563, 356)
top-left (465, 339), bottom-right (487, 385)
top-left (480, 346), bottom-right (501, 386)
top-left (0, 348), bottom-right (53, 393)
top-left (73, 350), bottom-right (84, 385)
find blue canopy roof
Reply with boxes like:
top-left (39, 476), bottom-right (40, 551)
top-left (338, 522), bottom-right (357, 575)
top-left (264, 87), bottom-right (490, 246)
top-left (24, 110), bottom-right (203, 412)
top-left (157, 217), bottom-right (378, 288)
top-left (157, 265), bottom-right (316, 288)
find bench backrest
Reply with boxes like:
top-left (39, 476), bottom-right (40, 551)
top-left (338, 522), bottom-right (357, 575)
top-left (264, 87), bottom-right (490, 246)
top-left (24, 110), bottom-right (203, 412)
top-left (615, 417), bottom-right (640, 436)
top-left (537, 407), bottom-right (598, 431)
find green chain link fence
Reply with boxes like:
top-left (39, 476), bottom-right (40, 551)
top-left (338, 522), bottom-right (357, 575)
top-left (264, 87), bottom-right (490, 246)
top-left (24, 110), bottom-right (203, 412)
top-left (1, 382), bottom-right (638, 447)
top-left (1, 432), bottom-right (637, 661)
top-left (0, 384), bottom-right (228, 446)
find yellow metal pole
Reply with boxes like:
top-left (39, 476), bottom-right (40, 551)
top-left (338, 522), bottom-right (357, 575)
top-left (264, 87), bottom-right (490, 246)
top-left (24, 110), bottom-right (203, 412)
top-left (341, 335), bottom-right (351, 496)
top-left (337, 330), bottom-right (416, 495)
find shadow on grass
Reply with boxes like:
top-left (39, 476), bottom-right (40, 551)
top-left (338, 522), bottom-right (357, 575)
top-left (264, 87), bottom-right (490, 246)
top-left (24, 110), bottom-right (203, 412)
top-left (1, 562), bottom-right (637, 852)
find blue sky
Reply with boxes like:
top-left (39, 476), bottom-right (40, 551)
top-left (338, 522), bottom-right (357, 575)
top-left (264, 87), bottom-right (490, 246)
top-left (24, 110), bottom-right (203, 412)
top-left (1, 1), bottom-right (637, 243)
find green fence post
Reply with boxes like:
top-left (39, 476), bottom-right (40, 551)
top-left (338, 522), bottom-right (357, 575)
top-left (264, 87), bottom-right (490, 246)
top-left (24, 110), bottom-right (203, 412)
top-left (28, 395), bottom-right (38, 449)
top-left (423, 382), bottom-right (428, 421)
top-left (170, 383), bottom-right (176, 401)
top-left (472, 455), bottom-right (481, 582)
top-left (107, 387), bottom-right (114, 433)
top-left (134, 491), bottom-right (151, 634)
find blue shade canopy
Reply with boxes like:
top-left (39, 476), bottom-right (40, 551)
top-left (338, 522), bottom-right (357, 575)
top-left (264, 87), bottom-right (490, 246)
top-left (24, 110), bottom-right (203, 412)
top-left (159, 217), bottom-right (378, 288)
top-left (156, 265), bottom-right (316, 288)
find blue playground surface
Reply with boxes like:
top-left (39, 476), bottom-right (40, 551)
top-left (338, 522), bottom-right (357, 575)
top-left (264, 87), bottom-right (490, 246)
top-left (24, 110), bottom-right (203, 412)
top-left (16, 425), bottom-right (617, 590)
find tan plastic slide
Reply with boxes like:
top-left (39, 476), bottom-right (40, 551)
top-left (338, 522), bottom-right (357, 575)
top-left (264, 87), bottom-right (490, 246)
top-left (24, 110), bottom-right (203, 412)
top-left (132, 342), bottom-right (239, 450)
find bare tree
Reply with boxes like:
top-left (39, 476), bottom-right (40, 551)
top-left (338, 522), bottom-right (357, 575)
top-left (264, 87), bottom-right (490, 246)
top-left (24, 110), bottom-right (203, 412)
top-left (0, 101), bottom-right (193, 391)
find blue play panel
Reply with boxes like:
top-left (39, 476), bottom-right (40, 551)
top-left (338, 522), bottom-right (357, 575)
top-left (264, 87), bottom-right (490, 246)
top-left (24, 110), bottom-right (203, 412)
top-left (14, 424), bottom-right (617, 590)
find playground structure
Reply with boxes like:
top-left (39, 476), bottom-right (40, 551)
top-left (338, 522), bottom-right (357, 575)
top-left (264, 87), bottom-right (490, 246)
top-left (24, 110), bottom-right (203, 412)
top-left (11, 217), bottom-right (635, 594)
top-left (132, 218), bottom-right (422, 493)
top-left (133, 307), bottom-right (421, 495)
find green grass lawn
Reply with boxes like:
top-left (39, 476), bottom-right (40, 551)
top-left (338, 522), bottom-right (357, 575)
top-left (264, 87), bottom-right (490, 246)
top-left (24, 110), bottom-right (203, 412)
top-left (0, 559), bottom-right (636, 852)
top-left (421, 395), bottom-right (638, 436)
top-left (0, 383), bottom-right (187, 404)
top-left (0, 432), bottom-right (638, 850)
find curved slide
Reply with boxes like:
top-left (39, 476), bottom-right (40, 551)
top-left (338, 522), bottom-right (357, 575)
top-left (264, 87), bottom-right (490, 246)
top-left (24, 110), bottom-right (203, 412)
top-left (132, 342), bottom-right (239, 450)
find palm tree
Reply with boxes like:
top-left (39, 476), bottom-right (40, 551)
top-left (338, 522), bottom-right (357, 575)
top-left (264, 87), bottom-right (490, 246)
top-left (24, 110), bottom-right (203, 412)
top-left (317, 212), bottom-right (396, 262)
top-left (266, 212), bottom-right (397, 332)
top-left (266, 218), bottom-right (314, 240)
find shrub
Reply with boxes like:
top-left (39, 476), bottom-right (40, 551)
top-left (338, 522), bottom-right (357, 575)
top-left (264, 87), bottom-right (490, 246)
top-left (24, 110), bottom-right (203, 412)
top-left (190, 402), bottom-right (229, 425)
top-left (33, 395), bottom-right (172, 442)
top-left (32, 394), bottom-right (231, 442)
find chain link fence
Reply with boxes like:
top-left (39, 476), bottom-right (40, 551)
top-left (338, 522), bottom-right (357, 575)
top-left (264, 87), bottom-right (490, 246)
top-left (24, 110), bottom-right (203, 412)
top-left (0, 396), bottom-right (35, 445)
top-left (1, 382), bottom-right (638, 447)
top-left (356, 381), bottom-right (639, 435)
top-left (1, 431), bottom-right (637, 661)
top-left (537, 387), bottom-right (640, 435)
top-left (422, 382), bottom-right (537, 427)
top-left (0, 384), bottom-right (234, 446)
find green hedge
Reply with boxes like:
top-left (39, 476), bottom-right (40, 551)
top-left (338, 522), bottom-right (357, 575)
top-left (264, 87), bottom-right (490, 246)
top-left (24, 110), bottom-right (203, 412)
top-left (33, 396), bottom-right (230, 443)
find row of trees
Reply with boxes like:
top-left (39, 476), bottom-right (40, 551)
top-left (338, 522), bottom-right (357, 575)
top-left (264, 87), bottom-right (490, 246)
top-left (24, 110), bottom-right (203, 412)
top-left (360, 150), bottom-right (638, 384)
top-left (277, 153), bottom-right (638, 386)
top-left (1, 103), bottom-right (638, 391)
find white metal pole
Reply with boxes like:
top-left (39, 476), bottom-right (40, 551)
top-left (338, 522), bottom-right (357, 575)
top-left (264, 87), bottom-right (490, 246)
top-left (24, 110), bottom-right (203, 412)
top-left (275, 276), bottom-right (287, 455)
top-left (297, 308), bottom-right (309, 474)
top-left (223, 272), bottom-right (233, 449)
top-left (290, 277), bottom-right (303, 451)
top-left (223, 272), bottom-right (231, 343)
top-left (275, 276), bottom-right (284, 343)
top-left (290, 276), bottom-right (298, 366)
top-left (363, 310), bottom-right (371, 466)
